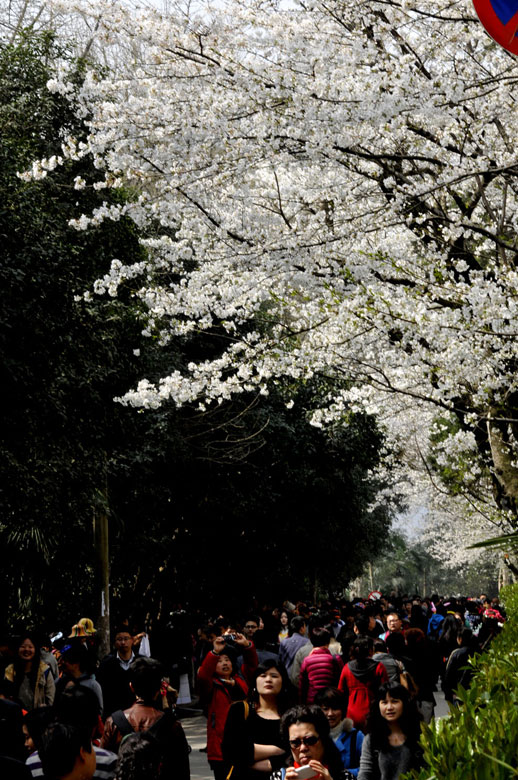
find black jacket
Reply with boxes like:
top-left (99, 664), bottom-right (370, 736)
top-left (97, 652), bottom-right (140, 719)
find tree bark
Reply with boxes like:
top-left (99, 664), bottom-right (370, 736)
top-left (487, 412), bottom-right (518, 519)
top-left (93, 504), bottom-right (110, 658)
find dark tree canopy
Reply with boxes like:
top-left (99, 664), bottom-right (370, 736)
top-left (108, 378), bottom-right (398, 620)
top-left (0, 31), bottom-right (148, 622)
top-left (0, 32), bottom-right (397, 632)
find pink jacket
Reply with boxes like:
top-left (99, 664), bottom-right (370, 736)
top-left (300, 646), bottom-right (343, 703)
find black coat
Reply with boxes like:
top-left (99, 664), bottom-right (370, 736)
top-left (97, 653), bottom-right (140, 719)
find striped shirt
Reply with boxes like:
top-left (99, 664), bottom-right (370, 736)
top-left (26, 745), bottom-right (117, 779)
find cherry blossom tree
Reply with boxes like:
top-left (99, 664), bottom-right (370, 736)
top-left (39, 0), bottom-right (518, 533)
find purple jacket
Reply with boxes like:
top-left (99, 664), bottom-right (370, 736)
top-left (300, 647), bottom-right (343, 704)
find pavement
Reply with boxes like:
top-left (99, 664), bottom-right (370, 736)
top-left (178, 690), bottom-right (451, 780)
top-left (434, 687), bottom-right (450, 719)
top-left (179, 708), bottom-right (211, 780)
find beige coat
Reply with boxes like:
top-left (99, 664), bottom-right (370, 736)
top-left (5, 659), bottom-right (56, 708)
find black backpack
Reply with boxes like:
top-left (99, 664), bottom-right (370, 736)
top-left (111, 706), bottom-right (174, 743)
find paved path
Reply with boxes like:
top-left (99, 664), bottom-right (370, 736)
top-left (179, 690), bottom-right (451, 780)
top-left (180, 711), bottom-right (210, 780)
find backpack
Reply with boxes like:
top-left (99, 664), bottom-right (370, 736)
top-left (111, 707), bottom-right (175, 744)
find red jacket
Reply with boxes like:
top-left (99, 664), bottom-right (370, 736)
top-left (197, 644), bottom-right (258, 763)
top-left (338, 660), bottom-right (388, 730)
top-left (300, 646), bottom-right (343, 704)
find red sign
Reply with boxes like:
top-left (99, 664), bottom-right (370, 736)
top-left (473, 1), bottom-right (518, 54)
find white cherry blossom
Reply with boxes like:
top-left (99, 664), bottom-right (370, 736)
top-left (35, 0), bottom-right (518, 532)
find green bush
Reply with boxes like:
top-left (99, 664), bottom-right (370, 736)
top-left (406, 584), bottom-right (518, 779)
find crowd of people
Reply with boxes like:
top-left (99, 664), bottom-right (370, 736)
top-left (0, 592), bottom-right (506, 780)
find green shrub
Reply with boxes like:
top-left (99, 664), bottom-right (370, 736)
top-left (405, 584), bottom-right (518, 779)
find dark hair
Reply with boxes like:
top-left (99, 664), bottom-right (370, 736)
top-left (55, 684), bottom-right (99, 734)
top-left (311, 628), bottom-right (332, 648)
top-left (409, 605), bottom-right (427, 630)
top-left (350, 636), bottom-right (373, 661)
top-left (313, 686), bottom-right (347, 714)
top-left (251, 629), bottom-right (268, 650)
top-left (281, 705), bottom-right (343, 778)
top-left (373, 639), bottom-right (386, 654)
top-left (404, 628), bottom-right (425, 652)
top-left (281, 704), bottom-right (331, 742)
top-left (23, 707), bottom-right (55, 752)
top-left (213, 617), bottom-right (230, 633)
top-left (366, 682), bottom-right (421, 751)
top-left (243, 615), bottom-right (260, 628)
top-left (457, 627), bottom-right (474, 648)
top-left (354, 614), bottom-right (371, 636)
top-left (39, 722), bottom-right (92, 780)
top-left (307, 614), bottom-right (327, 639)
top-left (12, 633), bottom-right (42, 699)
top-left (115, 732), bottom-right (162, 780)
top-left (385, 631), bottom-right (406, 657)
top-left (113, 626), bottom-right (133, 638)
top-left (248, 660), bottom-right (292, 714)
top-left (289, 616), bottom-right (306, 636)
top-left (60, 640), bottom-right (88, 671)
top-left (129, 657), bottom-right (163, 703)
top-left (439, 614), bottom-right (460, 645)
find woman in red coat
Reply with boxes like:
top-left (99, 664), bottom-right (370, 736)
top-left (338, 637), bottom-right (388, 730)
top-left (198, 633), bottom-right (258, 780)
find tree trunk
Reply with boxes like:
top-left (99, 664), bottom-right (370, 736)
top-left (93, 505), bottom-right (110, 658)
top-left (487, 412), bottom-right (518, 518)
top-left (368, 562), bottom-right (374, 593)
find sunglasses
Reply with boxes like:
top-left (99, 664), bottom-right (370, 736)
top-left (289, 736), bottom-right (320, 749)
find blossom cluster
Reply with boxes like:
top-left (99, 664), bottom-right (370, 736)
top-left (40, 0), bottom-right (518, 525)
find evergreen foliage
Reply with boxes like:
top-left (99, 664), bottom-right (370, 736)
top-left (109, 378), bottom-right (398, 620)
top-left (406, 584), bottom-right (518, 779)
top-left (0, 30), bottom-right (148, 622)
top-left (360, 532), bottom-right (499, 597)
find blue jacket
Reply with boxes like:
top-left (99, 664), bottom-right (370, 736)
top-left (335, 720), bottom-right (364, 777)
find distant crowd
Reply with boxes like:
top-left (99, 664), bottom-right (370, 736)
top-left (0, 592), bottom-right (506, 779)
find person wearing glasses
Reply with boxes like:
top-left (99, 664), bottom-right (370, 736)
top-left (242, 618), bottom-right (261, 641)
top-left (280, 705), bottom-right (345, 780)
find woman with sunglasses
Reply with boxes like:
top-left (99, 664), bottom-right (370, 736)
top-left (357, 682), bottom-right (422, 779)
top-left (280, 705), bottom-right (344, 780)
top-left (223, 660), bottom-right (292, 780)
